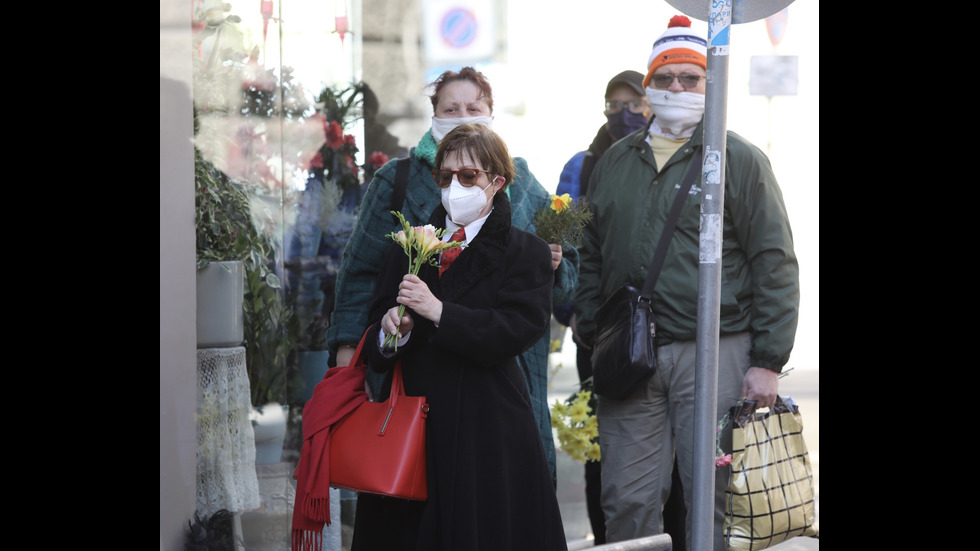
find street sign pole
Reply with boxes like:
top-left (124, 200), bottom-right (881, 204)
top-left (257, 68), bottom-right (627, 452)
top-left (690, 3), bottom-right (732, 549)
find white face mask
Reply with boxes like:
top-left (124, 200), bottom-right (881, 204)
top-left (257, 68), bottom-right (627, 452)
top-left (441, 179), bottom-right (496, 226)
top-left (430, 115), bottom-right (494, 142)
top-left (645, 88), bottom-right (705, 139)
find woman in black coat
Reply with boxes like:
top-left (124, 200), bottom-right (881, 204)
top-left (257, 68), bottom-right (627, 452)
top-left (351, 123), bottom-right (567, 551)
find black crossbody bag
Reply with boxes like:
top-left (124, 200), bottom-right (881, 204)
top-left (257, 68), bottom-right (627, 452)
top-left (591, 153), bottom-right (700, 400)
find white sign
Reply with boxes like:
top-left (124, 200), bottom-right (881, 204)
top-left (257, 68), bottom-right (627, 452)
top-left (749, 55), bottom-right (798, 97)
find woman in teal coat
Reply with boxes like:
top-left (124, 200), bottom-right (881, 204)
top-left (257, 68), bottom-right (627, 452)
top-left (327, 67), bottom-right (578, 485)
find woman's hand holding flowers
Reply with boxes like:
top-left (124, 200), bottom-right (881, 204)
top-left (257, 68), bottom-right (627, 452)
top-left (395, 274), bottom-right (443, 325)
top-left (381, 302), bottom-right (415, 345)
top-left (382, 211), bottom-right (463, 350)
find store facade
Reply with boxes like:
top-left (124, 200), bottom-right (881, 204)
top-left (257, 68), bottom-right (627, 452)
top-left (161, 1), bottom-right (408, 549)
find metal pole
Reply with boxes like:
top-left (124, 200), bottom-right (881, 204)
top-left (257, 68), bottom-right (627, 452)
top-left (691, 1), bottom-right (732, 550)
top-left (664, 1), bottom-right (793, 548)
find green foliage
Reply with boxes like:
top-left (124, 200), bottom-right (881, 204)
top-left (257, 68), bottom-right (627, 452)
top-left (244, 265), bottom-right (298, 406)
top-left (314, 82), bottom-right (365, 133)
top-left (194, 145), bottom-right (297, 406)
top-left (240, 65), bottom-right (310, 120)
top-left (194, 147), bottom-right (270, 271)
top-left (185, 509), bottom-right (239, 551)
top-left (533, 196), bottom-right (593, 247)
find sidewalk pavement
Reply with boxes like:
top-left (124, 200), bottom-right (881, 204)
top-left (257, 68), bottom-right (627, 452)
top-left (547, 338), bottom-right (819, 551)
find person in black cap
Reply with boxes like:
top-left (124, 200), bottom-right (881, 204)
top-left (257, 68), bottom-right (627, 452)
top-left (554, 70), bottom-right (687, 549)
top-left (555, 70), bottom-right (650, 206)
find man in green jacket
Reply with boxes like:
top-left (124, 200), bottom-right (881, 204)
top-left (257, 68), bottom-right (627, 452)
top-left (573, 15), bottom-right (799, 550)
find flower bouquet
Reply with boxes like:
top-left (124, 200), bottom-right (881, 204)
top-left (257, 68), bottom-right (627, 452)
top-left (533, 193), bottom-right (593, 247)
top-left (550, 378), bottom-right (600, 463)
top-left (382, 210), bottom-right (464, 350)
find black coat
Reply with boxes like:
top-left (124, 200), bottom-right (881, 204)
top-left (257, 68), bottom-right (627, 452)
top-left (353, 192), bottom-right (567, 551)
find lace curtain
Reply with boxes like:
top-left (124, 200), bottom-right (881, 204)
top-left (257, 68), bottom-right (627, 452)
top-left (196, 347), bottom-right (261, 515)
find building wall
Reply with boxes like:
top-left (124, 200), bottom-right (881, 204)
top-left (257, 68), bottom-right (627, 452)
top-left (160, 0), bottom-right (197, 549)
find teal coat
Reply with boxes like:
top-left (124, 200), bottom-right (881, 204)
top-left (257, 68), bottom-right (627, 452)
top-left (327, 130), bottom-right (579, 481)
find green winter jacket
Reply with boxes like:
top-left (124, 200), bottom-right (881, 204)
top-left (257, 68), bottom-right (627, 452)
top-left (573, 119), bottom-right (799, 372)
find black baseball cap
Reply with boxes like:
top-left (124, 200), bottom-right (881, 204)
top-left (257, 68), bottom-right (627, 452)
top-left (605, 70), bottom-right (645, 97)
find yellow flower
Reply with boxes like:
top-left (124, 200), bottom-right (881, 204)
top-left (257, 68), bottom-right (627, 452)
top-left (416, 225), bottom-right (447, 255)
top-left (534, 194), bottom-right (592, 247)
top-left (567, 401), bottom-right (590, 424)
top-left (550, 385), bottom-right (600, 463)
top-left (393, 230), bottom-right (408, 248)
top-left (583, 415), bottom-right (599, 439)
top-left (550, 193), bottom-right (572, 212)
top-left (585, 442), bottom-right (601, 462)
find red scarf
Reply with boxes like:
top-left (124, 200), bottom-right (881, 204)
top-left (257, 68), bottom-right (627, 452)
top-left (291, 362), bottom-right (367, 550)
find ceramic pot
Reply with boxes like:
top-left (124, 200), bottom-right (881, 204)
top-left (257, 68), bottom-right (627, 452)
top-left (196, 260), bottom-right (244, 348)
top-left (250, 402), bottom-right (289, 464)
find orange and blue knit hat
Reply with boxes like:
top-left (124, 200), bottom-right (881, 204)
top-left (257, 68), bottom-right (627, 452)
top-left (642, 15), bottom-right (708, 89)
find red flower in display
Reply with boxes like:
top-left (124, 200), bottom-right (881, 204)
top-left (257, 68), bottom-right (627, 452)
top-left (309, 114), bottom-right (361, 195)
top-left (367, 151), bottom-right (389, 169)
top-left (308, 151), bottom-right (324, 170)
top-left (344, 154), bottom-right (359, 178)
top-left (324, 120), bottom-right (345, 149)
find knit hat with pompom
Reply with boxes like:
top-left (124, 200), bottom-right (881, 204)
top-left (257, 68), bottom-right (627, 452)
top-left (642, 15), bottom-right (708, 88)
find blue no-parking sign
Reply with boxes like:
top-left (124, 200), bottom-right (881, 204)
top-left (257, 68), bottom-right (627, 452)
top-left (440, 7), bottom-right (478, 49)
top-left (423, 0), bottom-right (496, 63)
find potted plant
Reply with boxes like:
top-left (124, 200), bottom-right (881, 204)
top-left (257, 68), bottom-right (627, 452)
top-left (185, 509), bottom-right (240, 551)
top-left (192, 0), bottom-right (301, 413)
top-left (195, 115), bottom-right (301, 393)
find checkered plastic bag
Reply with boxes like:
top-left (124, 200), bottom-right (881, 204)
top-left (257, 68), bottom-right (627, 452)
top-left (722, 396), bottom-right (817, 551)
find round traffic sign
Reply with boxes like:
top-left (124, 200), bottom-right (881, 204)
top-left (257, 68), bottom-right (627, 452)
top-left (665, 0), bottom-right (794, 24)
top-left (440, 7), bottom-right (478, 49)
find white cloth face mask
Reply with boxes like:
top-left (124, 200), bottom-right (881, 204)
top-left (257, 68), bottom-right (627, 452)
top-left (441, 179), bottom-right (494, 226)
top-left (430, 115), bottom-right (494, 142)
top-left (645, 88), bottom-right (705, 139)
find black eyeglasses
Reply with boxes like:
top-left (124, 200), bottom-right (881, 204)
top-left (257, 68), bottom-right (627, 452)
top-left (650, 73), bottom-right (705, 89)
top-left (604, 99), bottom-right (648, 114)
top-left (432, 168), bottom-right (493, 188)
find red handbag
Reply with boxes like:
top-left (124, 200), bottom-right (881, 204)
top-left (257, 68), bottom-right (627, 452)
top-left (328, 330), bottom-right (429, 500)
